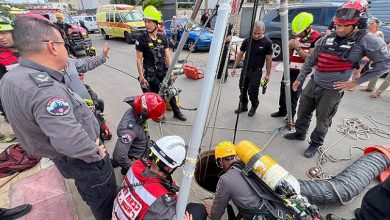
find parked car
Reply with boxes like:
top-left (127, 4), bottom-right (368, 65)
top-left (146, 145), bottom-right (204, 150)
top-left (73, 15), bottom-right (98, 33)
top-left (263, 2), bottom-right (390, 60)
top-left (164, 18), bottom-right (213, 51)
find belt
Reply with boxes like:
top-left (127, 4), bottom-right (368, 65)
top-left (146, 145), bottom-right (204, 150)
top-left (246, 67), bottom-right (261, 72)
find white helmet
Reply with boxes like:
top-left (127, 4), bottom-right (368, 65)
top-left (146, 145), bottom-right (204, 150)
top-left (150, 135), bottom-right (186, 169)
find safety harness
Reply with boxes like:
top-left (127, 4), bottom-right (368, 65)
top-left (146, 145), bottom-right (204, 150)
top-left (230, 162), bottom-right (320, 220)
top-left (144, 33), bottom-right (167, 79)
top-left (289, 29), bottom-right (321, 70)
top-left (316, 29), bottom-right (367, 72)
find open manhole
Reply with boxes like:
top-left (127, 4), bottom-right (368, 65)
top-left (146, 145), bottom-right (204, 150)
top-left (194, 150), bottom-right (223, 193)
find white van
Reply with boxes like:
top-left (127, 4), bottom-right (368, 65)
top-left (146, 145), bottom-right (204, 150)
top-left (73, 15), bottom-right (98, 33)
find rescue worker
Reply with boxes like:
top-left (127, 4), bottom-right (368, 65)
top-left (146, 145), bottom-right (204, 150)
top-left (0, 19), bottom-right (18, 122)
top-left (111, 92), bottom-right (166, 175)
top-left (284, 0), bottom-right (390, 158)
top-left (53, 12), bottom-right (72, 55)
top-left (0, 15), bottom-right (116, 220)
top-left (271, 12), bottom-right (321, 120)
top-left (231, 21), bottom-right (273, 117)
top-left (63, 42), bottom-right (112, 140)
top-left (205, 142), bottom-right (274, 220)
top-left (0, 19), bottom-right (18, 78)
top-left (112, 135), bottom-right (208, 220)
top-left (136, 6), bottom-right (187, 121)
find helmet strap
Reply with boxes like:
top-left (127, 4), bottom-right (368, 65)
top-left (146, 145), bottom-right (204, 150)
top-left (147, 21), bottom-right (158, 33)
top-left (302, 28), bottom-right (312, 41)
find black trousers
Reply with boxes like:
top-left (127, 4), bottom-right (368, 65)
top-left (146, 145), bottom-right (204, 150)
top-left (143, 73), bottom-right (182, 116)
top-left (277, 69), bottom-right (302, 118)
top-left (239, 69), bottom-right (262, 108)
top-left (355, 177), bottom-right (390, 220)
top-left (295, 79), bottom-right (343, 145)
top-left (52, 155), bottom-right (117, 220)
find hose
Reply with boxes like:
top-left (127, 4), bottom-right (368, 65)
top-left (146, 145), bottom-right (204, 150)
top-left (299, 151), bottom-right (390, 204)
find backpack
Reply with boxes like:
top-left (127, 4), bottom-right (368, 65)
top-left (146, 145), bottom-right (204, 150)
top-left (0, 143), bottom-right (41, 178)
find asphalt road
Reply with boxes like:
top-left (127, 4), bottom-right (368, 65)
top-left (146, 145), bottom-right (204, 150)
top-left (73, 33), bottom-right (390, 219)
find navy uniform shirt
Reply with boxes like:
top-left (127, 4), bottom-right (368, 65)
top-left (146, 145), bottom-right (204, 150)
top-left (135, 32), bottom-right (168, 69)
top-left (0, 57), bottom-right (102, 163)
top-left (240, 36), bottom-right (273, 69)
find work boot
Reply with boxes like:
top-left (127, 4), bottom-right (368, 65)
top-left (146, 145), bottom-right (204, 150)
top-left (0, 204), bottom-right (32, 220)
top-left (234, 105), bottom-right (248, 114)
top-left (271, 111), bottom-right (287, 117)
top-left (248, 106), bottom-right (257, 117)
top-left (121, 167), bottom-right (129, 175)
top-left (284, 132), bottom-right (306, 140)
top-left (304, 142), bottom-right (321, 158)
top-left (173, 112), bottom-right (187, 121)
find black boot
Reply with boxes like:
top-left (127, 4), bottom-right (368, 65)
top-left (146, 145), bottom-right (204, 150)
top-left (110, 158), bottom-right (120, 168)
top-left (234, 105), bottom-right (248, 114)
top-left (271, 111), bottom-right (287, 117)
top-left (121, 167), bottom-right (129, 175)
top-left (304, 142), bottom-right (321, 158)
top-left (0, 204), bottom-right (32, 220)
top-left (248, 106), bottom-right (257, 117)
top-left (173, 112), bottom-right (187, 121)
top-left (284, 132), bottom-right (306, 140)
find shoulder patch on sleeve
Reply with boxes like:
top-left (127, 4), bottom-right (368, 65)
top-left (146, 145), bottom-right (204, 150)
top-left (46, 97), bottom-right (71, 116)
top-left (135, 40), bottom-right (139, 46)
top-left (120, 134), bottom-right (132, 144)
top-left (381, 45), bottom-right (389, 55)
top-left (30, 72), bottom-right (54, 87)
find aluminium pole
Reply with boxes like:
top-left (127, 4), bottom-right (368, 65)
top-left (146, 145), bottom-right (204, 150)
top-left (279, 0), bottom-right (293, 130)
top-left (159, 0), bottom-right (203, 96)
top-left (174, 0), bottom-right (233, 219)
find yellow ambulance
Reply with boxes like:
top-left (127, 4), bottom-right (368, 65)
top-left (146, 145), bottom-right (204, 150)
top-left (96, 4), bottom-right (145, 43)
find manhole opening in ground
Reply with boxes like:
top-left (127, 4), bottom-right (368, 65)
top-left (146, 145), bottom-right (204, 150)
top-left (194, 151), bottom-right (223, 193)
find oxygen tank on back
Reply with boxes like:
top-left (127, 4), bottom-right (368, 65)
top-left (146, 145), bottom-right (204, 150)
top-left (235, 140), bottom-right (300, 198)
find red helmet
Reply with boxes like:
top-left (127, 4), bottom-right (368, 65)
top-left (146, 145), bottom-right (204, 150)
top-left (133, 92), bottom-right (166, 122)
top-left (334, 0), bottom-right (369, 25)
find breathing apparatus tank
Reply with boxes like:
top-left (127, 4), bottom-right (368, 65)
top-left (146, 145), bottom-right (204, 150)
top-left (235, 141), bottom-right (320, 219)
top-left (236, 140), bottom-right (300, 198)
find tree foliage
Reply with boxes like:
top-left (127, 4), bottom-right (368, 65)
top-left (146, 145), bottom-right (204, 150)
top-left (110, 0), bottom-right (137, 5)
top-left (143, 0), bottom-right (164, 9)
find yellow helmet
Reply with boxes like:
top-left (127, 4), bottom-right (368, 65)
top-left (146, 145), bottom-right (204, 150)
top-left (291, 12), bottom-right (313, 35)
top-left (143, 5), bottom-right (162, 23)
top-left (0, 23), bottom-right (13, 32)
top-left (55, 12), bottom-right (63, 19)
top-left (215, 141), bottom-right (236, 159)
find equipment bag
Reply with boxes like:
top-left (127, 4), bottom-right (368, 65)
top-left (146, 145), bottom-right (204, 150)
top-left (0, 143), bottom-right (41, 178)
top-left (183, 64), bottom-right (205, 80)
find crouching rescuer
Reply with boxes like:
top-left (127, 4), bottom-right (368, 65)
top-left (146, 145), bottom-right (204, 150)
top-left (112, 135), bottom-right (208, 220)
top-left (111, 92), bottom-right (166, 175)
top-left (206, 141), bottom-right (320, 219)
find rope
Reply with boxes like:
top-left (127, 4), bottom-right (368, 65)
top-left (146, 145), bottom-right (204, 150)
top-left (306, 114), bottom-right (390, 203)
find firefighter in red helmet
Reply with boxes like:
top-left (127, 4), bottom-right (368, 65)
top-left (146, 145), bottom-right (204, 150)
top-left (284, 0), bottom-right (390, 158)
top-left (111, 92), bottom-right (166, 175)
